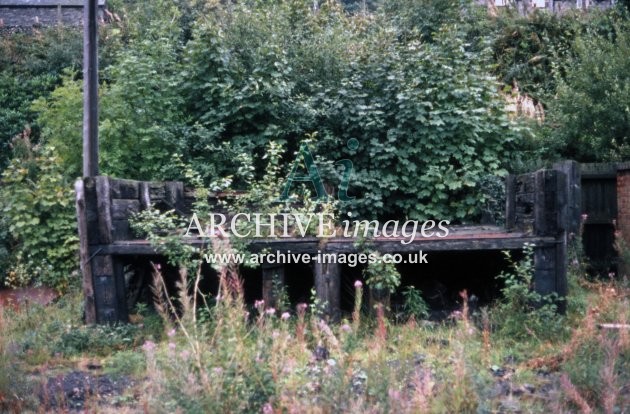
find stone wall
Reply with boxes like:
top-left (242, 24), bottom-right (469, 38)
top-left (0, 1), bottom-right (106, 29)
top-left (617, 163), bottom-right (630, 276)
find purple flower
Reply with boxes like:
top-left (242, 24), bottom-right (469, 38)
top-left (354, 280), bottom-right (363, 288)
top-left (265, 308), bottom-right (276, 316)
top-left (167, 328), bottom-right (176, 337)
top-left (255, 299), bottom-right (265, 309)
top-left (168, 342), bottom-right (176, 350)
top-left (142, 340), bottom-right (156, 353)
top-left (262, 402), bottom-right (273, 414)
top-left (281, 312), bottom-right (290, 321)
top-left (340, 324), bottom-right (352, 333)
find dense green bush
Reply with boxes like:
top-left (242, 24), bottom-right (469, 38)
top-left (0, 28), bottom-right (83, 170)
top-left (492, 245), bottom-right (564, 341)
top-left (544, 19), bottom-right (630, 161)
top-left (181, 0), bottom-right (524, 220)
top-left (0, 145), bottom-right (78, 292)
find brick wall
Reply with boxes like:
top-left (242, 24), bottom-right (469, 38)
top-left (616, 163), bottom-right (630, 276)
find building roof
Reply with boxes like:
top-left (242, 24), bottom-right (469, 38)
top-left (0, 0), bottom-right (105, 6)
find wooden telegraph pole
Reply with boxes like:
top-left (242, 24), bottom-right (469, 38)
top-left (79, 0), bottom-right (99, 324)
top-left (83, 0), bottom-right (99, 177)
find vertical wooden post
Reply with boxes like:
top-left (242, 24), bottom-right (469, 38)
top-left (92, 255), bottom-right (128, 323)
top-left (91, 176), bottom-right (128, 323)
top-left (532, 169), bottom-right (568, 312)
top-left (314, 258), bottom-right (341, 321)
top-left (75, 179), bottom-right (96, 324)
top-left (553, 160), bottom-right (581, 237)
top-left (83, 0), bottom-right (99, 178)
top-left (505, 174), bottom-right (516, 230)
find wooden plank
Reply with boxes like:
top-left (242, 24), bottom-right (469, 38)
top-left (555, 235), bottom-right (567, 313)
top-left (139, 181), bottom-right (151, 210)
top-left (165, 181), bottom-right (185, 213)
top-left (505, 174), bottom-right (516, 230)
top-left (95, 176), bottom-right (113, 244)
top-left (113, 257), bottom-right (129, 323)
top-left (581, 162), bottom-right (617, 178)
top-left (94, 235), bottom-right (558, 256)
top-left (92, 254), bottom-right (113, 323)
top-left (83, 177), bottom-right (99, 246)
top-left (111, 199), bottom-right (140, 220)
top-left (314, 259), bottom-right (341, 321)
top-left (148, 183), bottom-right (166, 201)
top-left (598, 323), bottom-right (630, 330)
top-left (534, 170), bottom-right (564, 237)
top-left (112, 219), bottom-right (132, 241)
top-left (553, 160), bottom-right (581, 236)
top-left (110, 179), bottom-right (140, 200)
top-left (75, 178), bottom-right (96, 324)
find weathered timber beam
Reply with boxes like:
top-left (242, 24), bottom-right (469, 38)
top-left (76, 179), bottom-right (96, 324)
top-left (314, 259), bottom-right (341, 321)
top-left (92, 236), bottom-right (558, 256)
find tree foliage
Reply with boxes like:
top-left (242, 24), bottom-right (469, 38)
top-left (545, 19), bottom-right (630, 161)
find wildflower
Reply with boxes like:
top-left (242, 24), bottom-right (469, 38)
top-left (272, 330), bottom-right (280, 339)
top-left (340, 324), bottom-right (352, 333)
top-left (266, 308), bottom-right (276, 316)
top-left (168, 342), bottom-right (176, 350)
top-left (281, 312), bottom-right (291, 321)
top-left (262, 403), bottom-right (273, 414)
top-left (142, 340), bottom-right (156, 353)
top-left (354, 280), bottom-right (362, 288)
top-left (213, 367), bottom-right (223, 376)
top-left (255, 299), bottom-right (265, 309)
top-left (297, 303), bottom-right (308, 312)
top-left (167, 328), bottom-right (176, 337)
top-left (180, 350), bottom-right (190, 361)
top-left (581, 213), bottom-right (588, 222)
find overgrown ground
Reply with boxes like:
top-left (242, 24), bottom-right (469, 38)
top-left (0, 255), bottom-right (628, 413)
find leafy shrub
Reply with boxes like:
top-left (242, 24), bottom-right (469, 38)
top-left (0, 27), bottom-right (83, 170)
top-left (184, 1), bottom-right (524, 220)
top-left (363, 254), bottom-right (401, 294)
top-left (545, 18), bottom-right (630, 161)
top-left (401, 285), bottom-right (429, 320)
top-left (0, 218), bottom-right (9, 288)
top-left (492, 244), bottom-right (564, 341)
top-left (0, 145), bottom-right (78, 292)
